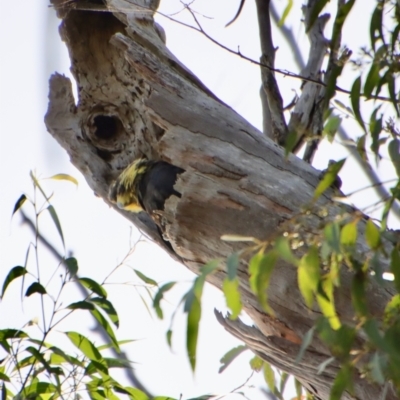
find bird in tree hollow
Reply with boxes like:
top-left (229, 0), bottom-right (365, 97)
top-left (108, 158), bottom-right (184, 220)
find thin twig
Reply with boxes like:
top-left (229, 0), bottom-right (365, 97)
top-left (344, 178), bottom-right (398, 197)
top-left (267, 0), bottom-right (400, 220)
top-left (52, 0), bottom-right (394, 103)
top-left (19, 210), bottom-right (153, 397)
top-left (337, 127), bottom-right (400, 219)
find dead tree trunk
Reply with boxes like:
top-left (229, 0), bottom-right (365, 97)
top-left (45, 1), bottom-right (396, 399)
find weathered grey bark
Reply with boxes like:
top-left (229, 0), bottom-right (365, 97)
top-left (287, 0), bottom-right (329, 159)
top-left (287, 0), bottom-right (352, 163)
top-left (45, 1), bottom-right (396, 399)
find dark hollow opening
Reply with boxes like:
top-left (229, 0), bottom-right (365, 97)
top-left (93, 115), bottom-right (122, 140)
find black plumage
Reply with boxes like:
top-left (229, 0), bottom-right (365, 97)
top-left (137, 161), bottom-right (184, 215)
top-left (109, 159), bottom-right (184, 218)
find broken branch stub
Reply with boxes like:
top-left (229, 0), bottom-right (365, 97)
top-left (45, 2), bottom-right (395, 399)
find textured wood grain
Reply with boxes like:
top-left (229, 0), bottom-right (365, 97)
top-left (45, 2), bottom-right (395, 399)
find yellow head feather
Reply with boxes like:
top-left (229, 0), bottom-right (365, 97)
top-left (109, 158), bottom-right (151, 212)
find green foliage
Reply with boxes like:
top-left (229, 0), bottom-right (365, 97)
top-left (219, 201), bottom-right (400, 397)
top-left (307, 0), bottom-right (329, 32)
top-left (278, 0), bottom-right (293, 27)
top-left (219, 99), bottom-right (400, 396)
top-left (330, 364), bottom-right (354, 400)
top-left (153, 281), bottom-right (176, 319)
top-left (12, 194), bottom-right (27, 216)
top-left (298, 246), bottom-right (320, 308)
top-left (247, 356), bottom-right (298, 400)
top-left (218, 345), bottom-right (248, 373)
top-left (234, 204), bottom-right (400, 395)
top-left (350, 77), bottom-right (366, 133)
top-left (183, 260), bottom-right (219, 371)
top-left (185, 286), bottom-right (202, 372)
top-left (323, 115), bottom-right (342, 143)
top-left (79, 277), bottom-right (108, 298)
top-left (391, 247), bottom-right (400, 293)
top-left (65, 257), bottom-right (78, 277)
top-left (222, 278), bottom-right (242, 319)
top-left (388, 139), bottom-right (400, 177)
top-left (340, 221), bottom-right (358, 247)
top-left (322, 0), bottom-right (400, 164)
top-left (0, 173), bottom-right (170, 399)
top-left (314, 159), bottom-right (346, 200)
top-left (365, 1), bottom-right (400, 116)
top-left (223, 253), bottom-right (242, 319)
top-left (1, 266), bottom-right (27, 299)
top-left (134, 269), bottom-right (158, 286)
top-left (284, 130), bottom-right (300, 156)
top-left (365, 219), bottom-right (381, 249)
top-left (46, 204), bottom-right (65, 248)
top-left (263, 362), bottom-right (276, 394)
top-left (274, 236), bottom-right (299, 265)
top-left (249, 251), bottom-right (278, 315)
top-left (25, 282), bottom-right (47, 297)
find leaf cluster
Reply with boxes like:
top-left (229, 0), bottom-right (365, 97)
top-left (1, 173), bottom-right (173, 400)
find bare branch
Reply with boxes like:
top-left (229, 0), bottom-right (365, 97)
top-left (260, 86), bottom-right (273, 138)
top-left (299, 0), bottom-right (354, 162)
top-left (225, 0), bottom-right (246, 27)
top-left (302, 0), bottom-right (353, 162)
top-left (287, 1), bottom-right (330, 159)
top-left (255, 0), bottom-right (288, 143)
top-left (155, 4), bottom-right (391, 103)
